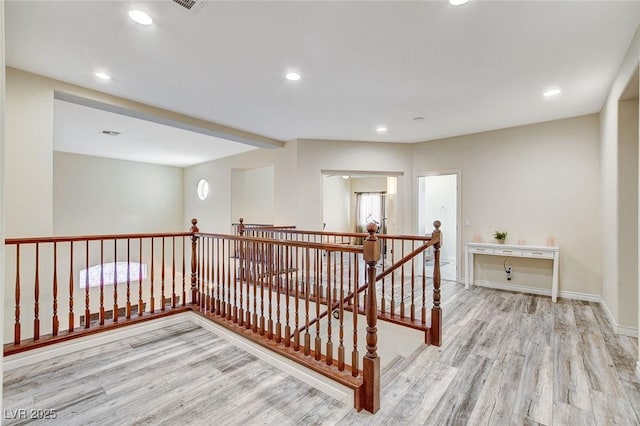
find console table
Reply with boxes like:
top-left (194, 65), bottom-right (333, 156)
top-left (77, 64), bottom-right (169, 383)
top-left (465, 242), bottom-right (560, 302)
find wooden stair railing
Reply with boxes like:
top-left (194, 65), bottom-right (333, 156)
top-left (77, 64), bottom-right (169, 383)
top-left (192, 224), bottom-right (376, 411)
top-left (4, 231), bottom-right (193, 355)
top-left (4, 218), bottom-right (439, 415)
top-left (244, 221), bottom-right (443, 345)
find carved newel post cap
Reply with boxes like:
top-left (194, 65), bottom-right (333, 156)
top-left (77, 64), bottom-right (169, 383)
top-left (364, 222), bottom-right (380, 262)
top-left (239, 218), bottom-right (244, 224)
top-left (366, 222), bottom-right (379, 236)
top-left (433, 220), bottom-right (441, 231)
top-left (191, 218), bottom-right (198, 226)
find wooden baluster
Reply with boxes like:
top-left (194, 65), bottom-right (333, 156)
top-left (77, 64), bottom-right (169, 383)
top-left (362, 223), bottom-right (381, 413)
top-left (14, 244), bottom-right (21, 344)
top-left (215, 237), bottom-right (221, 315)
top-left (338, 251), bottom-right (345, 371)
top-left (381, 238), bottom-right (386, 315)
top-left (294, 246), bottom-right (300, 351)
top-left (52, 242), bottom-right (59, 336)
top-left (246, 240), bottom-right (253, 329)
top-left (113, 238), bottom-right (119, 322)
top-left (411, 239), bottom-right (416, 322)
top-left (171, 236), bottom-right (176, 309)
top-left (182, 237), bottom-right (186, 307)
top-left (314, 249), bottom-right (322, 361)
top-left (259, 242), bottom-right (266, 335)
top-left (352, 252), bottom-right (359, 377)
top-left (200, 237), bottom-right (206, 312)
top-left (390, 238), bottom-right (395, 316)
top-left (303, 247), bottom-right (311, 356)
top-left (400, 239), bottom-right (405, 319)
top-left (160, 237), bottom-right (165, 312)
top-left (99, 240), bottom-right (105, 325)
top-left (422, 244), bottom-right (427, 325)
top-left (205, 237), bottom-right (210, 313)
top-left (430, 221), bottom-right (442, 346)
top-left (34, 243), bottom-right (41, 340)
top-left (232, 239), bottom-right (238, 323)
top-left (252, 241), bottom-right (258, 333)
top-left (275, 245), bottom-right (282, 343)
top-left (150, 238), bottom-right (155, 313)
top-left (238, 237), bottom-right (244, 326)
top-left (126, 239), bottom-right (131, 319)
top-left (326, 249), bottom-right (333, 366)
top-left (210, 238), bottom-right (219, 316)
top-left (267, 244), bottom-right (274, 339)
top-left (68, 242), bottom-right (74, 333)
top-left (138, 238), bottom-right (144, 316)
top-left (348, 248), bottom-right (352, 307)
top-left (284, 245), bottom-right (290, 347)
top-left (190, 218), bottom-right (199, 306)
top-left (227, 239), bottom-right (232, 320)
top-left (84, 241), bottom-right (90, 329)
top-left (211, 237), bottom-right (215, 314)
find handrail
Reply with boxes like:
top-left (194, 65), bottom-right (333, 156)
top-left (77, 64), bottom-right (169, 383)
top-left (196, 232), bottom-right (365, 253)
top-left (246, 227), bottom-right (435, 242)
top-left (5, 232), bottom-right (192, 245)
top-left (375, 241), bottom-right (434, 282)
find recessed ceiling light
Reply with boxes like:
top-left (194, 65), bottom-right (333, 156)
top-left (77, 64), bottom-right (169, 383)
top-left (543, 88), bottom-right (562, 98)
top-left (449, 0), bottom-right (470, 5)
top-left (129, 10), bottom-right (153, 25)
top-left (95, 72), bottom-right (111, 80)
top-left (286, 72), bottom-right (301, 81)
top-left (342, 176), bottom-right (350, 180)
top-left (376, 126), bottom-right (388, 133)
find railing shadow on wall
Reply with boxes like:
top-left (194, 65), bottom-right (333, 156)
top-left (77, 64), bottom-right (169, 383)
top-left (3, 218), bottom-right (441, 414)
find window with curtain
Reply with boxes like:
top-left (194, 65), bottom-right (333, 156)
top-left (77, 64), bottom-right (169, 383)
top-left (355, 192), bottom-right (385, 233)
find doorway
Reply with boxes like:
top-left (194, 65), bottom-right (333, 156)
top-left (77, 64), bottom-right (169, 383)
top-left (417, 172), bottom-right (460, 282)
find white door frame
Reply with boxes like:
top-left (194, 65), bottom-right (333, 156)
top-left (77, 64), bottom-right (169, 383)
top-left (416, 169), bottom-right (462, 283)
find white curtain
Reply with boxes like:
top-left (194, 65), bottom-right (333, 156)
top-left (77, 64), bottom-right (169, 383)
top-left (355, 192), bottom-right (385, 232)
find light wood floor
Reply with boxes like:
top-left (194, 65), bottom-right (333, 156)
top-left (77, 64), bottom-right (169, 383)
top-left (3, 281), bottom-right (639, 425)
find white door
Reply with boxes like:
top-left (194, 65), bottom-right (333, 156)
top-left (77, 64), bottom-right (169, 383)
top-left (418, 173), bottom-right (459, 282)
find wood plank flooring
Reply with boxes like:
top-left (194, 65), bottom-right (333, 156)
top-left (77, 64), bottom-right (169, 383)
top-left (4, 281), bottom-right (640, 425)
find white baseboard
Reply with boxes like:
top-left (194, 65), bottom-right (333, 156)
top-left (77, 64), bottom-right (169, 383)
top-left (558, 291), bottom-right (601, 303)
top-left (598, 297), bottom-right (638, 338)
top-left (637, 361), bottom-right (640, 379)
top-left (472, 281), bottom-right (638, 338)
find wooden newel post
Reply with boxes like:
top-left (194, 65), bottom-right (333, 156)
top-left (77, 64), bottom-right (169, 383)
top-left (190, 218), bottom-right (199, 306)
top-left (430, 220), bottom-right (442, 346)
top-left (238, 218), bottom-right (245, 236)
top-left (362, 222), bottom-right (380, 413)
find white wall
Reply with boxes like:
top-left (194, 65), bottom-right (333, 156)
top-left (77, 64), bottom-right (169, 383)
top-left (413, 115), bottom-right (601, 296)
top-left (600, 25), bottom-right (640, 341)
top-left (5, 68), bottom-right (54, 237)
top-left (53, 152), bottom-right (184, 235)
top-left (322, 176), bottom-right (350, 232)
top-left (230, 165), bottom-right (274, 225)
top-left (185, 142), bottom-right (297, 233)
top-left (296, 140), bottom-right (413, 232)
top-left (618, 99), bottom-right (639, 330)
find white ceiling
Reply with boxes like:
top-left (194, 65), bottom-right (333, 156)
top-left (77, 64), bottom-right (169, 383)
top-left (6, 1), bottom-right (640, 164)
top-left (54, 99), bottom-right (257, 167)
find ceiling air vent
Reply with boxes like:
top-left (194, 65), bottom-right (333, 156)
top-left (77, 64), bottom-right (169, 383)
top-left (173, 0), bottom-right (199, 10)
top-left (100, 130), bottom-right (121, 136)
